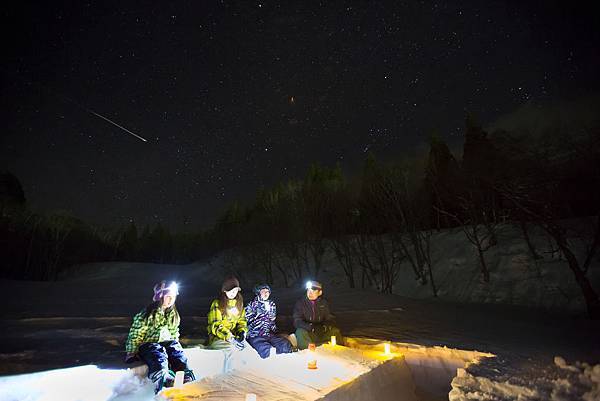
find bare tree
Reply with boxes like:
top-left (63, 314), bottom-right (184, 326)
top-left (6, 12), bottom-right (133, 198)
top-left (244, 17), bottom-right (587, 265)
top-left (434, 191), bottom-right (501, 283)
top-left (330, 235), bottom-right (356, 288)
top-left (498, 183), bottom-right (600, 318)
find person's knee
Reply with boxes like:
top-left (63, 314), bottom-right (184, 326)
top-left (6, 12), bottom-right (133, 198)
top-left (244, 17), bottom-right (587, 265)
top-left (248, 338), bottom-right (270, 358)
top-left (295, 328), bottom-right (310, 338)
top-left (279, 341), bottom-right (292, 353)
top-left (257, 347), bottom-right (270, 358)
top-left (295, 328), bottom-right (312, 349)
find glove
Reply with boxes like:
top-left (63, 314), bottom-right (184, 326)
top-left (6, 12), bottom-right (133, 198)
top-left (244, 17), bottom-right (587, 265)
top-left (313, 324), bottom-right (326, 337)
top-left (228, 335), bottom-right (245, 350)
top-left (124, 352), bottom-right (138, 363)
top-left (235, 339), bottom-right (245, 350)
top-left (233, 338), bottom-right (245, 350)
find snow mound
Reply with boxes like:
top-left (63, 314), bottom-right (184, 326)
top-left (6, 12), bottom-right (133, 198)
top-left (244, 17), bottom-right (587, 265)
top-left (2, 339), bottom-right (486, 401)
top-left (449, 355), bottom-right (600, 401)
top-left (160, 343), bottom-right (417, 401)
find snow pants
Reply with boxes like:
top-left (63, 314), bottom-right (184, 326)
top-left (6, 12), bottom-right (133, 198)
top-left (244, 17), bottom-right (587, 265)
top-left (247, 335), bottom-right (293, 358)
top-left (295, 325), bottom-right (343, 350)
top-left (138, 340), bottom-right (190, 378)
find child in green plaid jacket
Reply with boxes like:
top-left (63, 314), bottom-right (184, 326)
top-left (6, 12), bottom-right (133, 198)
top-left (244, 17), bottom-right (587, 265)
top-left (125, 281), bottom-right (196, 394)
top-left (207, 275), bottom-right (248, 350)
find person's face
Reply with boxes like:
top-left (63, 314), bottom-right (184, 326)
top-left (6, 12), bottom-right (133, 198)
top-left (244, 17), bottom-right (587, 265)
top-left (259, 288), bottom-right (270, 301)
top-left (162, 293), bottom-right (176, 308)
top-left (306, 287), bottom-right (322, 301)
top-left (225, 287), bottom-right (240, 299)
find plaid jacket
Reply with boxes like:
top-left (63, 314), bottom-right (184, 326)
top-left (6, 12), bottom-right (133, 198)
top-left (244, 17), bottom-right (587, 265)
top-left (125, 307), bottom-right (180, 354)
top-left (245, 297), bottom-right (277, 338)
top-left (207, 298), bottom-right (247, 344)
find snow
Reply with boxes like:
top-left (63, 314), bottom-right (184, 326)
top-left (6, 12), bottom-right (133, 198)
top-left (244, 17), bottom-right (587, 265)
top-left (0, 340), bottom-right (483, 401)
top-left (0, 222), bottom-right (599, 401)
top-left (449, 356), bottom-right (600, 401)
top-left (159, 343), bottom-right (418, 401)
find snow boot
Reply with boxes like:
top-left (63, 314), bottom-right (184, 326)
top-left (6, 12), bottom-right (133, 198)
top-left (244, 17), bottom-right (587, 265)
top-left (164, 370), bottom-right (176, 388)
top-left (183, 369), bottom-right (196, 384)
top-left (150, 369), bottom-right (175, 394)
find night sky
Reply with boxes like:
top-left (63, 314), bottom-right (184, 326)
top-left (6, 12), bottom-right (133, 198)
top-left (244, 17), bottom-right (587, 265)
top-left (2, 1), bottom-right (599, 230)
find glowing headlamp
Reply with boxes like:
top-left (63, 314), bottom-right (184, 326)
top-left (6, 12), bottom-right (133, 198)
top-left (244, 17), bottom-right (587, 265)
top-left (167, 282), bottom-right (179, 295)
top-left (305, 281), bottom-right (322, 291)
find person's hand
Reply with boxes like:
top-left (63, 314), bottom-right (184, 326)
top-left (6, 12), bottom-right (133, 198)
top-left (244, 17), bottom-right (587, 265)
top-left (313, 323), bottom-right (326, 337)
top-left (228, 335), bottom-right (245, 350)
top-left (234, 339), bottom-right (245, 350)
top-left (124, 352), bottom-right (138, 363)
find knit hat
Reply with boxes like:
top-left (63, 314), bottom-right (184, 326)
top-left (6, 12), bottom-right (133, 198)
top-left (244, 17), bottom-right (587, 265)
top-left (221, 275), bottom-right (241, 292)
top-left (253, 283), bottom-right (272, 295)
top-left (153, 281), bottom-right (179, 302)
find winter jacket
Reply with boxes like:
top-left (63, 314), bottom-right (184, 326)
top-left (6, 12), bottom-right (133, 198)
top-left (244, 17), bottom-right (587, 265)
top-left (125, 307), bottom-right (180, 354)
top-left (207, 298), bottom-right (248, 344)
top-left (245, 296), bottom-right (277, 338)
top-left (293, 295), bottom-right (335, 331)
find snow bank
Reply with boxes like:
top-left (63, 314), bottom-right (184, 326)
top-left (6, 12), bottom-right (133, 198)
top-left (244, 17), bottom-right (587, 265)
top-left (0, 365), bottom-right (148, 401)
top-left (449, 356), bottom-right (600, 401)
top-left (2, 340), bottom-right (471, 401)
top-left (159, 343), bottom-right (418, 401)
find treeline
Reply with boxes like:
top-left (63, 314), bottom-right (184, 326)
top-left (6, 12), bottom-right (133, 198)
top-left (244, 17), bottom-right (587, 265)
top-left (0, 176), bottom-right (210, 280)
top-left (209, 117), bottom-right (600, 318)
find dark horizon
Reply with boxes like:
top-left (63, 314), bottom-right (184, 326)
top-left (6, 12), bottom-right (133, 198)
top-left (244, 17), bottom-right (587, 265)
top-left (2, 1), bottom-right (599, 231)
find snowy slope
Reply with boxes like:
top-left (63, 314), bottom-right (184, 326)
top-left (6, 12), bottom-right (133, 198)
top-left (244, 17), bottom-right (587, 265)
top-left (227, 223), bottom-right (599, 313)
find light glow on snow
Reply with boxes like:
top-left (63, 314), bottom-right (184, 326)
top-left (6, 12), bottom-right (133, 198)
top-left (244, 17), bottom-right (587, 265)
top-left (0, 364), bottom-right (143, 401)
top-left (0, 340), bottom-right (502, 401)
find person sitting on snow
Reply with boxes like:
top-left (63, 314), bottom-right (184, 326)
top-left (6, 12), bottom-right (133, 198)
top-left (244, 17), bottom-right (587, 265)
top-left (245, 283), bottom-right (293, 358)
top-left (207, 275), bottom-right (248, 351)
top-left (125, 281), bottom-right (196, 394)
top-left (293, 280), bottom-right (344, 350)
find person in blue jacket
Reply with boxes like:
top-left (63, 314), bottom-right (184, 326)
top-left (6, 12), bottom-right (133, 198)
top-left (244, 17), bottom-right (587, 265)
top-left (245, 284), bottom-right (293, 358)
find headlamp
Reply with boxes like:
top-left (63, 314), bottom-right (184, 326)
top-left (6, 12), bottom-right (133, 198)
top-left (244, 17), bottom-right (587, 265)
top-left (167, 282), bottom-right (179, 295)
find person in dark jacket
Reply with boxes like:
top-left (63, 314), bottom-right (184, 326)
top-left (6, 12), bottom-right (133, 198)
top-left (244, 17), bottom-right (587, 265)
top-left (293, 280), bottom-right (343, 350)
top-left (245, 284), bottom-right (293, 358)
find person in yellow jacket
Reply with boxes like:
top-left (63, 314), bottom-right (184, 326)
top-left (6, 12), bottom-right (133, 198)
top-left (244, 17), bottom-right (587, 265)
top-left (207, 275), bottom-right (248, 350)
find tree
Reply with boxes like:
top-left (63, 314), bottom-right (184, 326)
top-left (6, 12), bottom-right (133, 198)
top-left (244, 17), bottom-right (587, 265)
top-left (300, 163), bottom-right (344, 278)
top-left (0, 171), bottom-right (26, 209)
top-left (354, 154), bottom-right (406, 293)
top-left (121, 221), bottom-right (138, 261)
top-left (494, 126), bottom-right (600, 318)
top-left (424, 136), bottom-right (461, 230)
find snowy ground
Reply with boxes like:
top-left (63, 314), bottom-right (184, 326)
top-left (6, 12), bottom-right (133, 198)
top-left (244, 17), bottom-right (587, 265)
top-left (0, 255), bottom-right (599, 400)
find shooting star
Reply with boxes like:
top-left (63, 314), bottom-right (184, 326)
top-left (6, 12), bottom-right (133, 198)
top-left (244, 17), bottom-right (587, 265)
top-left (57, 92), bottom-right (147, 142)
top-left (86, 108), bottom-right (147, 142)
